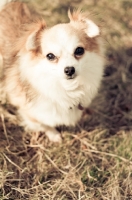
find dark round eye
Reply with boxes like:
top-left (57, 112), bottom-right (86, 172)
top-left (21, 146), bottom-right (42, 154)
top-left (46, 53), bottom-right (56, 61)
top-left (74, 47), bottom-right (84, 57)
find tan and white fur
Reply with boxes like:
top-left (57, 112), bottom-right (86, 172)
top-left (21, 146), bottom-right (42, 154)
top-left (0, 2), bottom-right (104, 142)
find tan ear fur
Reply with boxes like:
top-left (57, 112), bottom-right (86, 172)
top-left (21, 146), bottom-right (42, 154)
top-left (11, 20), bottom-right (46, 56)
top-left (26, 30), bottom-right (39, 51)
top-left (68, 8), bottom-right (84, 21)
top-left (26, 20), bottom-right (46, 51)
top-left (68, 9), bottom-right (100, 38)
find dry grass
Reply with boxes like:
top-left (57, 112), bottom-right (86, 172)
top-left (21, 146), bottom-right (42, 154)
top-left (0, 0), bottom-right (132, 199)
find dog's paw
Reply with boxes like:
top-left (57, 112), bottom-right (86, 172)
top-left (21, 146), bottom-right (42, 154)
top-left (45, 129), bottom-right (62, 143)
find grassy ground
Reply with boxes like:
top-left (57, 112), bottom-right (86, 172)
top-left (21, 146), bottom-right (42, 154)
top-left (0, 0), bottom-right (132, 199)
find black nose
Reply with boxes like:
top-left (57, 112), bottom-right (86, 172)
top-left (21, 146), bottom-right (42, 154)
top-left (64, 66), bottom-right (75, 76)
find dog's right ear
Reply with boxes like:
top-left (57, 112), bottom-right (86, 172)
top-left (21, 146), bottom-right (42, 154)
top-left (26, 31), bottom-right (39, 51)
top-left (25, 20), bottom-right (46, 52)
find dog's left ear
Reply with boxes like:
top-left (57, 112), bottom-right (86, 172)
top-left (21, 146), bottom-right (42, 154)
top-left (68, 9), bottom-right (100, 38)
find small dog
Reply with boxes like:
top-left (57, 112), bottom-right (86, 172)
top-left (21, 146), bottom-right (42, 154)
top-left (0, 2), bottom-right (104, 142)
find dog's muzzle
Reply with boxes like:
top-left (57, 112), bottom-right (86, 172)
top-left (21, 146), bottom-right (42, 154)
top-left (64, 66), bottom-right (75, 79)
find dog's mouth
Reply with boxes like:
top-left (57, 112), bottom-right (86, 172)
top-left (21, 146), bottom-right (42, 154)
top-left (66, 74), bottom-right (76, 80)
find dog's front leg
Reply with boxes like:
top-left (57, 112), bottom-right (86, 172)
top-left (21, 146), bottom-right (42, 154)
top-left (45, 126), bottom-right (62, 143)
top-left (19, 110), bottom-right (62, 143)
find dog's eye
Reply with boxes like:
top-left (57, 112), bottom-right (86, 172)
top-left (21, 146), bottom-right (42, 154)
top-left (46, 53), bottom-right (56, 61)
top-left (74, 47), bottom-right (84, 57)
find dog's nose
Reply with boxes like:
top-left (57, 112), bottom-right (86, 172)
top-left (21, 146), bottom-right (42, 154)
top-left (64, 66), bottom-right (75, 76)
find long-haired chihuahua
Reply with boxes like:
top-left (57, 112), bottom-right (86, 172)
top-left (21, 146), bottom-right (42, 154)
top-left (0, 2), bottom-right (104, 142)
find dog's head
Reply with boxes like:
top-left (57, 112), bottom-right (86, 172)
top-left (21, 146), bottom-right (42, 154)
top-left (18, 10), bottom-right (104, 96)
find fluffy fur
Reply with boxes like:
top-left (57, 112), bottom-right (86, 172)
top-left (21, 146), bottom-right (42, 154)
top-left (0, 2), bottom-right (104, 142)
